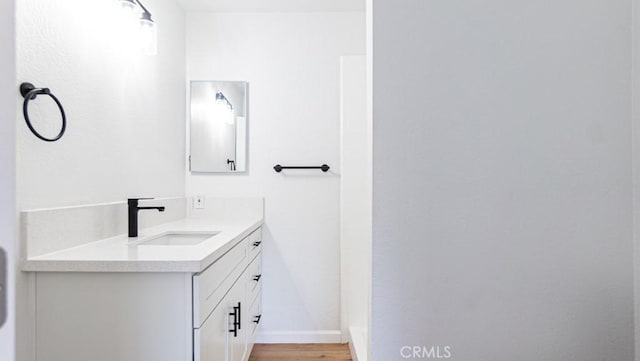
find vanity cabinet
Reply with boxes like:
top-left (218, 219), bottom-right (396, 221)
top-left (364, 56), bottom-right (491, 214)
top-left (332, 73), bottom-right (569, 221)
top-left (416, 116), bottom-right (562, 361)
top-left (34, 227), bottom-right (263, 361)
top-left (194, 230), bottom-right (263, 361)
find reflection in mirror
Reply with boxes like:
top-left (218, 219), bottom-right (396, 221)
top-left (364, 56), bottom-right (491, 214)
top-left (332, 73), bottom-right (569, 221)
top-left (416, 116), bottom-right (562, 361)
top-left (190, 81), bottom-right (248, 173)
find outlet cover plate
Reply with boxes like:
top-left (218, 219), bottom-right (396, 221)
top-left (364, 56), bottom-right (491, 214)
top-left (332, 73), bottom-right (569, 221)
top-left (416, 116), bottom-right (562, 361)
top-left (194, 196), bottom-right (205, 209)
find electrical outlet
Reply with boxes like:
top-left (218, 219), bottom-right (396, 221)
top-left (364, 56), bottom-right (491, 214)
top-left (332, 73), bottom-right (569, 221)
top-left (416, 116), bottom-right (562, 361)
top-left (194, 196), bottom-right (205, 209)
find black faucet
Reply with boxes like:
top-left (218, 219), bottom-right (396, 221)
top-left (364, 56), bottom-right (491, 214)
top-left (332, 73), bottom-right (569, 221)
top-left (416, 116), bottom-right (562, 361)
top-left (128, 198), bottom-right (165, 237)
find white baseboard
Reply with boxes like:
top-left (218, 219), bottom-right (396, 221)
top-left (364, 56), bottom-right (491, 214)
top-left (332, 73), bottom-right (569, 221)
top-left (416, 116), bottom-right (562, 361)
top-left (348, 341), bottom-right (358, 361)
top-left (348, 327), bottom-right (368, 361)
top-left (255, 330), bottom-right (343, 344)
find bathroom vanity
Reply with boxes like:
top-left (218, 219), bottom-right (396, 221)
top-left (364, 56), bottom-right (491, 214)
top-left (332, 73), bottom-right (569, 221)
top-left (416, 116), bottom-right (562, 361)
top-left (22, 198), bottom-right (263, 361)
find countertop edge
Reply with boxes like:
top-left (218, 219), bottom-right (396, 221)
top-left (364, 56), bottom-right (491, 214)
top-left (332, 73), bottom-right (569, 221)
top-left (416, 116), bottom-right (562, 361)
top-left (22, 219), bottom-right (264, 274)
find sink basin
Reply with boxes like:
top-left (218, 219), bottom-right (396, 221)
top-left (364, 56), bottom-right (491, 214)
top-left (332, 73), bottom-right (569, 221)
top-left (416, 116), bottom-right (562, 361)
top-left (139, 231), bottom-right (219, 246)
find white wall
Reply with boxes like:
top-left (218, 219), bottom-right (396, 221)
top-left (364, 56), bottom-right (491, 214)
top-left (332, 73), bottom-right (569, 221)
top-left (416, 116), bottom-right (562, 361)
top-left (15, 1), bottom-right (186, 360)
top-left (0, 0), bottom-right (16, 360)
top-left (372, 1), bottom-right (633, 360)
top-left (365, 1), bottom-right (373, 358)
top-left (16, 0), bottom-right (186, 210)
top-left (634, 0), bottom-right (640, 358)
top-left (186, 12), bottom-right (365, 342)
top-left (339, 55), bottom-right (370, 359)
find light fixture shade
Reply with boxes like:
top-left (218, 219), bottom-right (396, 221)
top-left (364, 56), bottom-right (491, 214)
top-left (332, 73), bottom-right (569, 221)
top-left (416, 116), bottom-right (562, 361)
top-left (139, 16), bottom-right (157, 56)
top-left (116, 0), bottom-right (140, 21)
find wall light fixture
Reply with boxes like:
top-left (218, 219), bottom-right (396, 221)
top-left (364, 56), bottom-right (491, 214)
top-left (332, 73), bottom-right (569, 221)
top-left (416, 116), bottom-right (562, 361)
top-left (115, 0), bottom-right (157, 56)
top-left (216, 92), bottom-right (233, 110)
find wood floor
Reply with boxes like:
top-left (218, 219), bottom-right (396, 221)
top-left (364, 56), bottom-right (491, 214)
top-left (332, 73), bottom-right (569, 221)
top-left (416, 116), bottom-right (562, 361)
top-left (249, 344), bottom-right (352, 361)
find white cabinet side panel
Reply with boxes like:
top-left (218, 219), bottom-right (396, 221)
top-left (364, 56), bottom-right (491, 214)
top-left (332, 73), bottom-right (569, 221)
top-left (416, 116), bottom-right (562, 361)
top-left (35, 273), bottom-right (192, 361)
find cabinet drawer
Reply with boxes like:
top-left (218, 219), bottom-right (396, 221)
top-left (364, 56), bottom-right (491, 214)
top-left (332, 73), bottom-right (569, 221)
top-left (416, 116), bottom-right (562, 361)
top-left (193, 238), bottom-right (248, 328)
top-left (246, 256), bottom-right (262, 305)
top-left (248, 229), bottom-right (262, 261)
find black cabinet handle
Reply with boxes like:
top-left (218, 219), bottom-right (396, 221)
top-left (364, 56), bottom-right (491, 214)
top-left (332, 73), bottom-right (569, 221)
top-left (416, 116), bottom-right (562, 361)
top-left (253, 315), bottom-right (262, 324)
top-left (253, 274), bottom-right (262, 282)
top-left (229, 302), bottom-right (241, 337)
top-left (238, 302), bottom-right (242, 330)
top-left (253, 241), bottom-right (262, 247)
top-left (229, 308), bottom-right (238, 337)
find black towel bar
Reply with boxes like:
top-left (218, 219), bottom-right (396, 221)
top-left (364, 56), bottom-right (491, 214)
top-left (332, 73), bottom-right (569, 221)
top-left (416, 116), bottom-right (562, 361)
top-left (274, 164), bottom-right (330, 173)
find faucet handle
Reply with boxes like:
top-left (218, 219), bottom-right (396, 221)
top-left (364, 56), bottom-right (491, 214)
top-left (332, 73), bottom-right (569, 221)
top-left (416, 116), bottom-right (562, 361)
top-left (128, 198), bottom-right (154, 205)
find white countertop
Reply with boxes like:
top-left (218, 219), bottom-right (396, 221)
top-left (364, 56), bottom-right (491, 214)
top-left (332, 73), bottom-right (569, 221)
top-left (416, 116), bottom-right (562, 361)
top-left (22, 216), bottom-right (263, 273)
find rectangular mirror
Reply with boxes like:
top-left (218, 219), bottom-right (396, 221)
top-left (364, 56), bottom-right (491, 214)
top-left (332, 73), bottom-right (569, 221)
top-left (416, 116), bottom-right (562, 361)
top-left (190, 81), bottom-right (248, 173)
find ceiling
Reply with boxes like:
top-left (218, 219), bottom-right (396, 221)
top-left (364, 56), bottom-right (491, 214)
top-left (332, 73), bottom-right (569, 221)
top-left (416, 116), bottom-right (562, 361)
top-left (177, 0), bottom-right (365, 12)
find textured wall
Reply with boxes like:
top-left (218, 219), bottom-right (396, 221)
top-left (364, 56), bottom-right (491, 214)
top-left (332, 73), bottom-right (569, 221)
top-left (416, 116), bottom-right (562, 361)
top-left (16, 0), bottom-right (186, 210)
top-left (372, 0), bottom-right (634, 360)
top-left (634, 0), bottom-right (640, 358)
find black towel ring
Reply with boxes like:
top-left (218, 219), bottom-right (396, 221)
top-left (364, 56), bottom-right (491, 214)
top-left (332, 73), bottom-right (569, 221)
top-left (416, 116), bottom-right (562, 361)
top-left (19, 82), bottom-right (67, 142)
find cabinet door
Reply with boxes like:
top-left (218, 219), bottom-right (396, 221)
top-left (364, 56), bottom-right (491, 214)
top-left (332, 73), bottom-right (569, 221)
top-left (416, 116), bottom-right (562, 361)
top-left (227, 279), bottom-right (247, 361)
top-left (195, 278), bottom-right (246, 361)
top-left (194, 294), bottom-right (230, 361)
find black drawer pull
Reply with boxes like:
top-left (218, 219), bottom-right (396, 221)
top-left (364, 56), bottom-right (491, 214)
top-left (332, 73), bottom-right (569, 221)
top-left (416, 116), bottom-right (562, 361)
top-left (253, 315), bottom-right (262, 324)
top-left (253, 241), bottom-right (262, 247)
top-left (253, 274), bottom-right (262, 282)
top-left (229, 309), bottom-right (238, 337)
